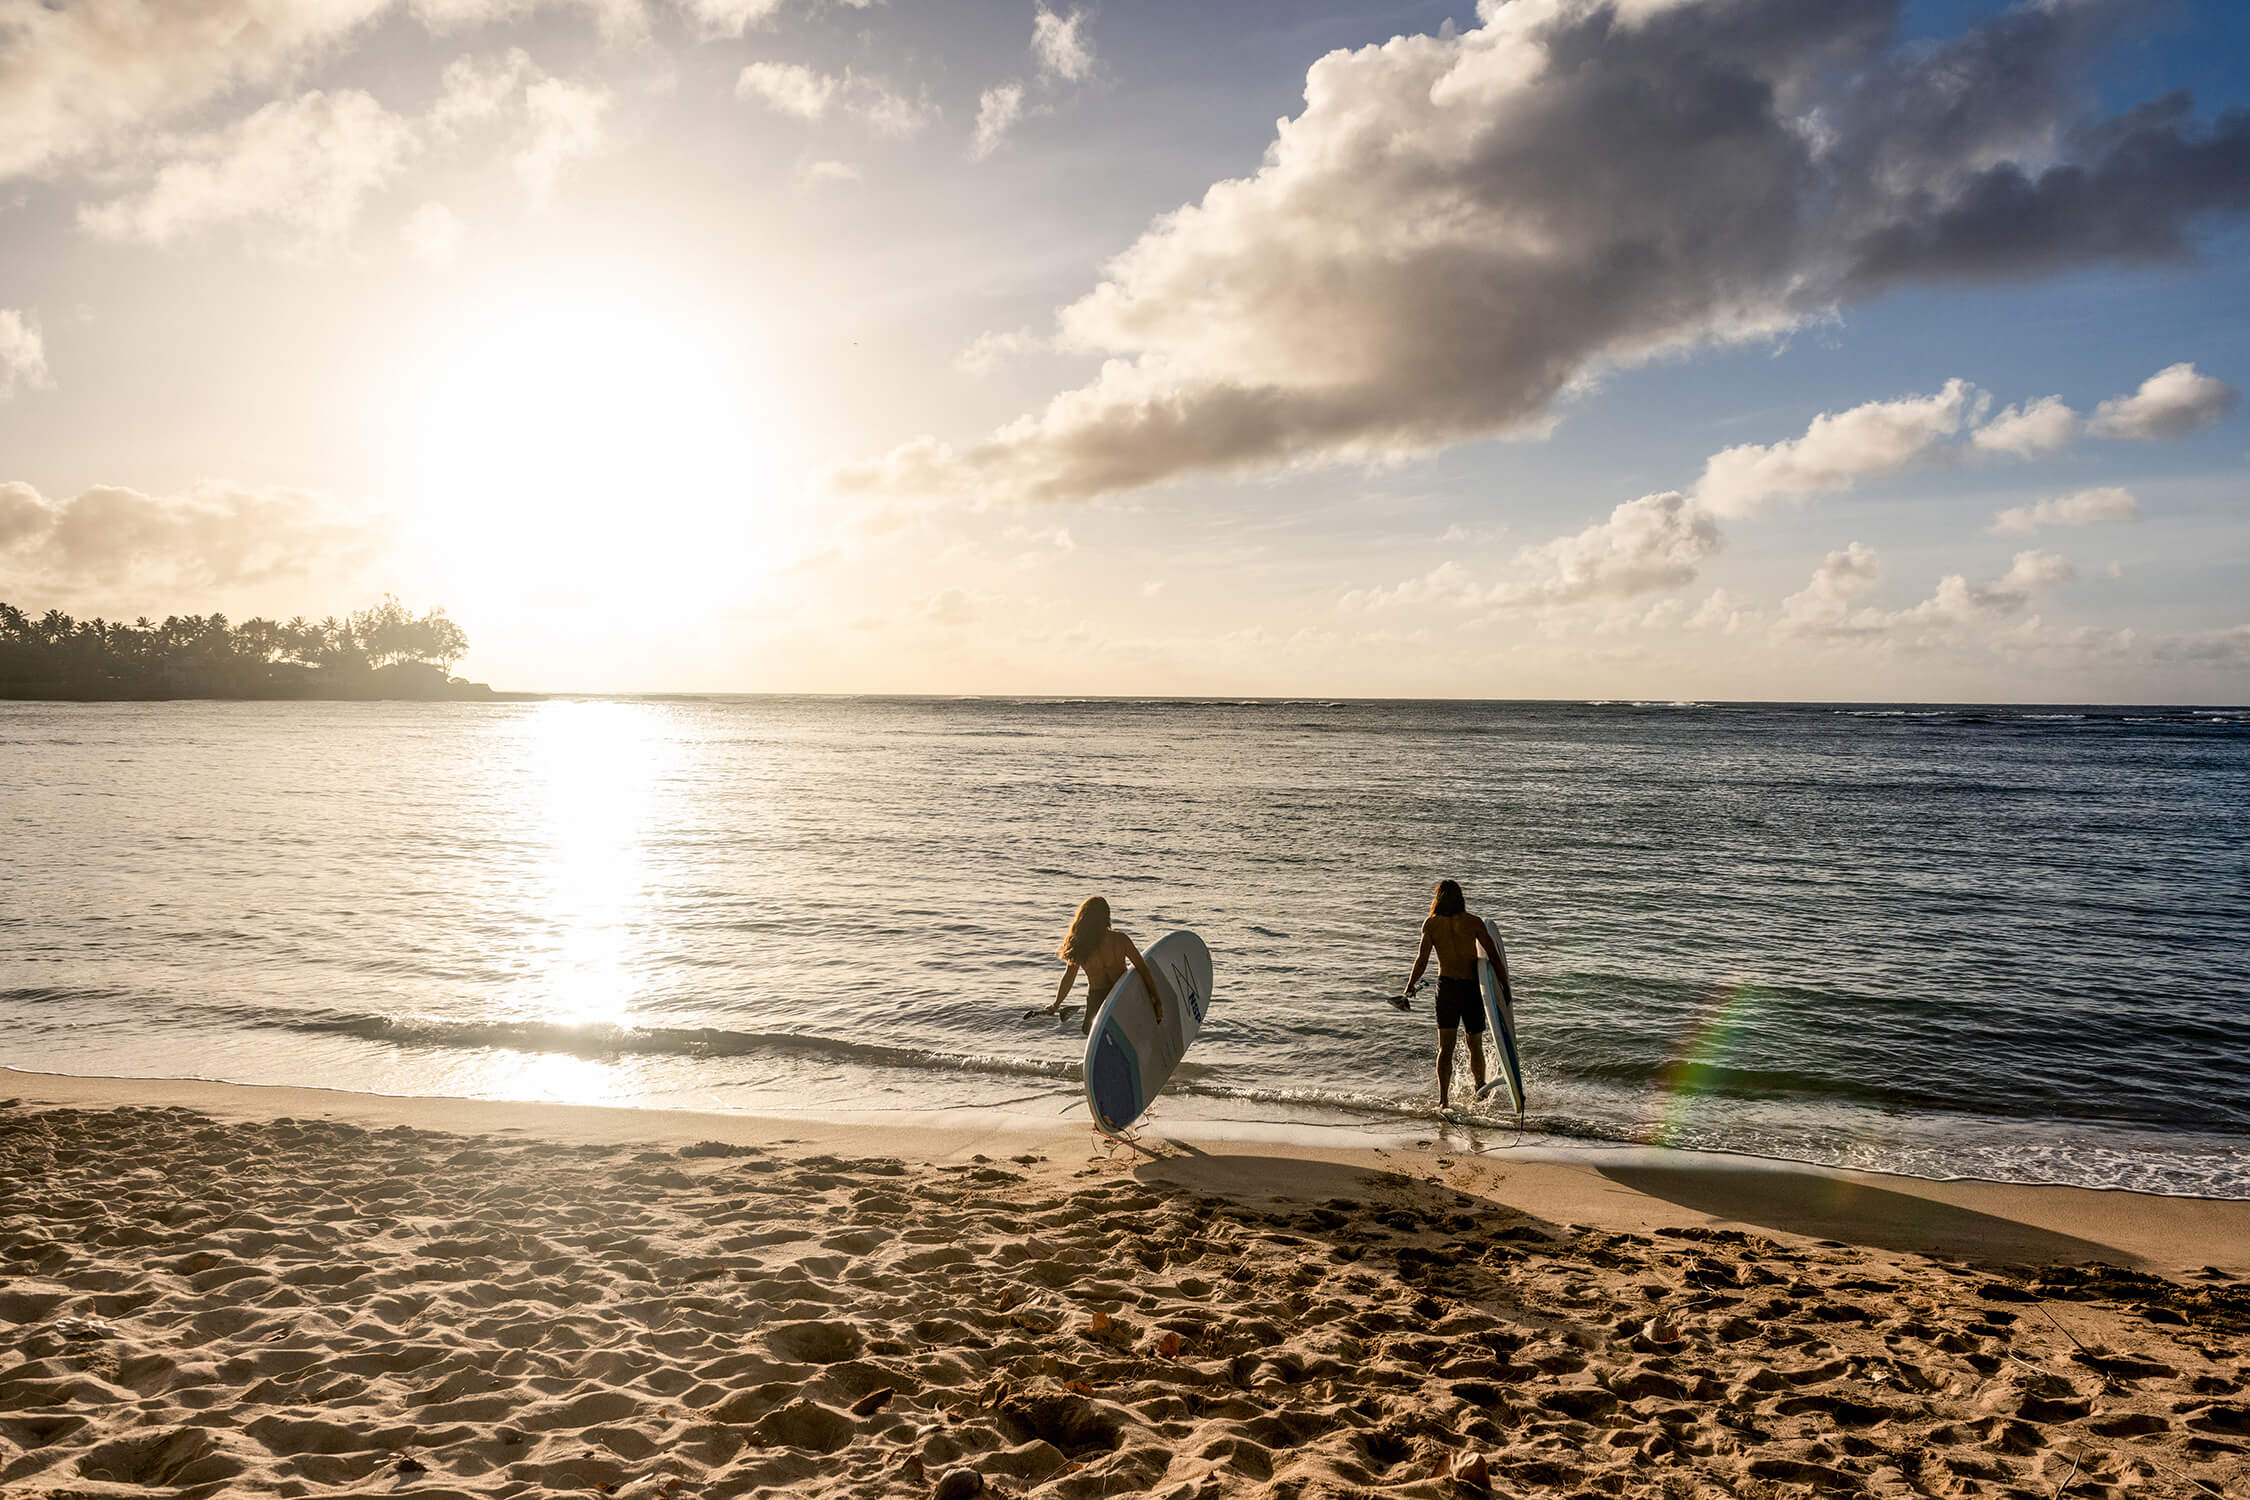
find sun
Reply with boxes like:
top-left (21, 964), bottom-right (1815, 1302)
top-left (409, 290), bottom-right (775, 610)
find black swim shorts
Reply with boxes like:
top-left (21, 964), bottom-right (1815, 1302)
top-left (1434, 975), bottom-right (1485, 1034)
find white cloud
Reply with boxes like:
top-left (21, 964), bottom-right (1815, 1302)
top-left (737, 61), bottom-right (839, 120)
top-left (1990, 485), bottom-right (2139, 537)
top-left (1687, 588), bottom-right (1757, 635)
top-left (77, 90), bottom-right (416, 258)
top-left (678, 0), bottom-right (785, 39)
top-left (1345, 492), bottom-right (1719, 613)
top-left (973, 82), bottom-right (1026, 159)
top-left (736, 64), bottom-right (929, 136)
top-left (1972, 395), bottom-right (2081, 459)
top-left (956, 328), bottom-right (1046, 375)
top-left (843, 0), bottom-right (2250, 505)
top-left (1032, 5), bottom-right (1093, 83)
top-left (1778, 542), bottom-right (1885, 637)
top-left (431, 50), bottom-right (539, 138)
top-left (0, 311), bottom-right (50, 399)
top-left (1696, 381), bottom-right (1976, 518)
top-left (2088, 362), bottom-right (2239, 440)
top-left (1339, 560), bottom-right (1482, 614)
top-left (1779, 543), bottom-right (2074, 640)
top-left (0, 480), bottom-right (377, 588)
top-left (1498, 491), bottom-right (1720, 607)
top-left (0, 0), bottom-right (393, 181)
top-left (922, 587), bottom-right (977, 626)
top-left (409, 0), bottom-right (645, 42)
top-left (515, 77), bottom-right (610, 200)
top-left (401, 199), bottom-right (464, 263)
top-left (798, 158), bottom-right (860, 186)
top-left (853, 79), bottom-right (932, 138)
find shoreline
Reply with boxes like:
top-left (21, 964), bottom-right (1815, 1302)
top-left (10, 1067), bottom-right (2249, 1277)
top-left (5, 1070), bottom-right (2247, 1498)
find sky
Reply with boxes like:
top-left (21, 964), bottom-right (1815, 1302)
top-left (1, 0), bottom-right (2246, 700)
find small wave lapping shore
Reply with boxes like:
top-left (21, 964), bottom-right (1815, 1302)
top-left (2, 1072), bottom-right (2247, 1500)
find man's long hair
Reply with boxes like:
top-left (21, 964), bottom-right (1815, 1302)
top-left (1430, 879), bottom-right (1465, 918)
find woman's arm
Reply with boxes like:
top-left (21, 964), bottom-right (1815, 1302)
top-left (1120, 933), bottom-right (1164, 1022)
top-left (1048, 961), bottom-right (1079, 1014)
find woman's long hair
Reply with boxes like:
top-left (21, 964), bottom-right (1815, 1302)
top-left (1060, 896), bottom-right (1112, 963)
top-left (1430, 879), bottom-right (1465, 918)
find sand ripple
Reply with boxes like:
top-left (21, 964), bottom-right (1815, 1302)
top-left (1, 1101), bottom-right (2246, 1498)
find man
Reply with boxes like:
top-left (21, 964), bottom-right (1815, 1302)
top-left (1399, 879), bottom-right (1507, 1111)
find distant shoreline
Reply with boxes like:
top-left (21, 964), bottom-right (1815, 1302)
top-left (0, 678), bottom-right (538, 703)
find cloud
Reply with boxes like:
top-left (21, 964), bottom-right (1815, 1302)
top-left (0, 0), bottom-right (393, 181)
top-left (956, 328), bottom-right (1045, 375)
top-left (737, 61), bottom-right (839, 119)
top-left (736, 64), bottom-right (929, 135)
top-left (401, 200), bottom-right (464, 262)
top-left (798, 158), bottom-right (860, 186)
top-left (1972, 395), bottom-right (2081, 459)
top-left (1696, 381), bottom-right (1977, 518)
top-left (0, 480), bottom-right (378, 588)
top-left (922, 587), bottom-right (977, 626)
top-left (1989, 485), bottom-right (2139, 537)
top-left (2088, 362), bottom-right (2239, 440)
top-left (973, 82), bottom-right (1026, 158)
top-left (1687, 588), bottom-right (1758, 635)
top-left (1778, 542), bottom-right (1886, 637)
top-left (1344, 491), bottom-right (1719, 613)
top-left (431, 50), bottom-right (540, 137)
top-left (77, 90), bottom-right (416, 257)
top-left (1339, 560), bottom-right (1482, 613)
top-left (1498, 491), bottom-right (1721, 606)
top-left (515, 77), bottom-right (610, 199)
top-left (1779, 542), bottom-right (2073, 639)
top-left (844, 0), bottom-right (2250, 506)
top-left (0, 311), bottom-right (50, 399)
top-left (677, 0), bottom-right (785, 38)
top-left (1964, 549), bottom-right (2076, 612)
top-left (1032, 5), bottom-right (1093, 83)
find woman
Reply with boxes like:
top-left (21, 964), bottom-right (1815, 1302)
top-left (1401, 878), bottom-right (1505, 1110)
top-left (1047, 896), bottom-right (1164, 1036)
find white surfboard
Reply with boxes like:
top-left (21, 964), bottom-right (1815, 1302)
top-left (1474, 918), bottom-right (1526, 1116)
top-left (1083, 930), bottom-right (1214, 1137)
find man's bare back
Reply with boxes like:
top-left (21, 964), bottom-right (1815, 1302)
top-left (1422, 912), bottom-right (1487, 979)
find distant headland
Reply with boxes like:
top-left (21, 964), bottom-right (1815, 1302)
top-left (0, 598), bottom-right (518, 701)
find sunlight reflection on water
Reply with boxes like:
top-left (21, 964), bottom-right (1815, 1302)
top-left (521, 700), bottom-right (667, 1038)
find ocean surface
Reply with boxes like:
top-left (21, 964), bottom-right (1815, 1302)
top-left (4, 697), bottom-right (2246, 1197)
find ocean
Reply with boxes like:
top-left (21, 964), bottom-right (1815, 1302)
top-left (3, 696), bottom-right (2245, 1196)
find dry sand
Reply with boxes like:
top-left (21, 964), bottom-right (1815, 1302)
top-left (2, 1071), bottom-right (2245, 1500)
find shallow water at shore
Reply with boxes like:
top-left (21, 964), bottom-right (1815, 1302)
top-left (4, 696), bottom-right (2246, 1196)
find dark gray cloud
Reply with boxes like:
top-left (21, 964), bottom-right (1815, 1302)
top-left (843, 0), bottom-right (2250, 505)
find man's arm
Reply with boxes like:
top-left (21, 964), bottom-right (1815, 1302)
top-left (1047, 962), bottom-right (1079, 1014)
top-left (1477, 922), bottom-right (1515, 1009)
top-left (1404, 924), bottom-right (1436, 997)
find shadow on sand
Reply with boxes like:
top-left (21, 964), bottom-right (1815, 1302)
top-left (1599, 1163), bottom-right (2140, 1268)
top-left (1126, 1147), bottom-right (1567, 1265)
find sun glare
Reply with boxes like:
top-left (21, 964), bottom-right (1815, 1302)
top-left (412, 293), bottom-right (777, 610)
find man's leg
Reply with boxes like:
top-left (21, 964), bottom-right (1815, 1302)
top-left (1435, 1028), bottom-right (1457, 1109)
top-left (1467, 1034), bottom-right (1487, 1095)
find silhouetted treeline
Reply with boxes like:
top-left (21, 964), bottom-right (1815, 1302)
top-left (0, 598), bottom-right (498, 700)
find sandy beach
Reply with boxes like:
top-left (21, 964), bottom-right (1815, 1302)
top-left (3, 1071), bottom-right (2245, 1500)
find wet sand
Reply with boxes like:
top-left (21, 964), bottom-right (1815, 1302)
top-left (3, 1071), bottom-right (2246, 1498)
